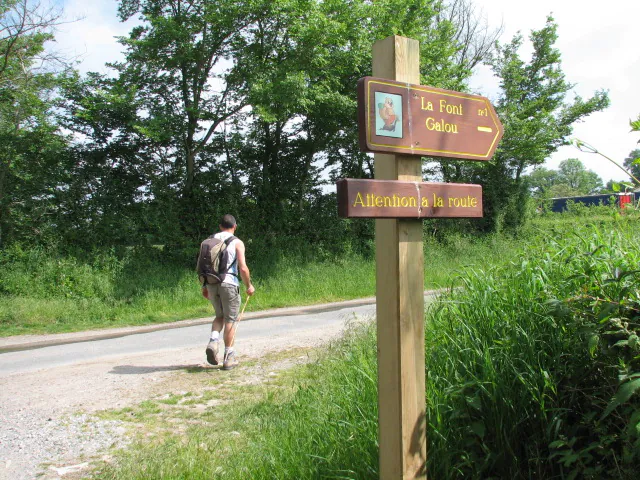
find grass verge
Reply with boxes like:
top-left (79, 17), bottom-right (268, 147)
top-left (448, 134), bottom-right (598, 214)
top-left (93, 337), bottom-right (379, 479)
top-left (0, 233), bottom-right (519, 336)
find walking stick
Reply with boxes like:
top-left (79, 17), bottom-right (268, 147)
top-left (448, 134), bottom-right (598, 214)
top-left (224, 294), bottom-right (251, 363)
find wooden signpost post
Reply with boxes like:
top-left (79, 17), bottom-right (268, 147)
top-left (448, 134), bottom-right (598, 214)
top-left (337, 35), bottom-right (503, 479)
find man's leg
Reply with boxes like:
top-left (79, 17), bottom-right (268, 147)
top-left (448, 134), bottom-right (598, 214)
top-left (220, 284), bottom-right (241, 370)
top-left (223, 321), bottom-right (237, 348)
top-left (205, 285), bottom-right (224, 365)
top-left (222, 321), bottom-right (239, 370)
top-left (205, 316), bottom-right (223, 365)
top-left (211, 316), bottom-right (224, 335)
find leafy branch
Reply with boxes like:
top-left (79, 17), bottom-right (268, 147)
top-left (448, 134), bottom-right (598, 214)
top-left (630, 114), bottom-right (640, 134)
top-left (572, 115), bottom-right (640, 189)
top-left (572, 139), bottom-right (640, 187)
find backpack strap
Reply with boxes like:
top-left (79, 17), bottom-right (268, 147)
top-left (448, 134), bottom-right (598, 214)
top-left (224, 236), bottom-right (239, 279)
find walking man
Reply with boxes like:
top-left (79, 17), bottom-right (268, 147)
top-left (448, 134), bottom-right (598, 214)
top-left (199, 214), bottom-right (255, 370)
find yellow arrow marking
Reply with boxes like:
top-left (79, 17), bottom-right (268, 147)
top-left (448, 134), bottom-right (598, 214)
top-left (478, 126), bottom-right (493, 133)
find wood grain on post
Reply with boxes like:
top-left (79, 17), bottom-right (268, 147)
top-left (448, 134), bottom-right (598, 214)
top-left (373, 36), bottom-right (427, 479)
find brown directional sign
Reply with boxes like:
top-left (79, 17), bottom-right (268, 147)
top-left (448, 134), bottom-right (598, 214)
top-left (337, 178), bottom-right (482, 218)
top-left (358, 76), bottom-right (503, 160)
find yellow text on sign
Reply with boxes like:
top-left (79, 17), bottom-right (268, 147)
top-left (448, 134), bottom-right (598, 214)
top-left (352, 192), bottom-right (479, 209)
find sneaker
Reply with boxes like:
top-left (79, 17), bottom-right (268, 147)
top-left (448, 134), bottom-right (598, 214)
top-left (205, 340), bottom-right (219, 365)
top-left (222, 350), bottom-right (238, 370)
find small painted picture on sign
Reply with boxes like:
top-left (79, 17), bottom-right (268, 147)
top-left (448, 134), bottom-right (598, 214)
top-left (375, 91), bottom-right (402, 138)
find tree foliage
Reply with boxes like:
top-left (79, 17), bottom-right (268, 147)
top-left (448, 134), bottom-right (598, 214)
top-left (526, 159), bottom-right (603, 199)
top-left (0, 0), bottom-right (72, 247)
top-left (4, 3), bottom-right (611, 252)
top-left (622, 148), bottom-right (640, 183)
top-left (442, 16), bottom-right (609, 232)
top-left (556, 158), bottom-right (603, 194)
top-left (55, 0), bottom-right (496, 250)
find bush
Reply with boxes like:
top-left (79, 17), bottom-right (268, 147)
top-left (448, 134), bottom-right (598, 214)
top-left (426, 219), bottom-right (640, 479)
top-left (0, 244), bottom-right (125, 299)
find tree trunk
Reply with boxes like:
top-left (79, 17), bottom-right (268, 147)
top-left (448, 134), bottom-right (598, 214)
top-left (0, 151), bottom-right (12, 248)
top-left (258, 121), bottom-right (283, 237)
top-left (299, 122), bottom-right (315, 215)
top-left (185, 148), bottom-right (196, 194)
top-left (0, 162), bottom-right (6, 248)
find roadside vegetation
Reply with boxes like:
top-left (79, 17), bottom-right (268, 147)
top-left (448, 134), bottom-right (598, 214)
top-left (0, 228), bottom-right (517, 336)
top-left (0, 205), bottom-right (630, 339)
top-left (93, 209), bottom-right (640, 479)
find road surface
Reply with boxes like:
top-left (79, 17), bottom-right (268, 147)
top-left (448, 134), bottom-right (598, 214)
top-left (0, 299), bottom-right (379, 480)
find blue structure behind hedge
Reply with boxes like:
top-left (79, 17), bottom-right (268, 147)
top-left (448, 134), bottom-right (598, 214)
top-left (548, 193), bottom-right (636, 212)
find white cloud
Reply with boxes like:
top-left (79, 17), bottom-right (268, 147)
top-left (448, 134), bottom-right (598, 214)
top-left (52, 0), bottom-right (136, 75)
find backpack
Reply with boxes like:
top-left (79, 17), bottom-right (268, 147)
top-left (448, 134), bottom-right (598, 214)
top-left (197, 235), bottom-right (238, 285)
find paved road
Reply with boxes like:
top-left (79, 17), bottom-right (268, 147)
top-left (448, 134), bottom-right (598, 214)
top-left (0, 300), bottom-right (381, 480)
top-left (0, 294), bottom-right (440, 480)
top-left (0, 302), bottom-right (377, 377)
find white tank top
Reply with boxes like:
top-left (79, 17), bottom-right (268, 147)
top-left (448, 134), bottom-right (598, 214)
top-left (214, 232), bottom-right (240, 287)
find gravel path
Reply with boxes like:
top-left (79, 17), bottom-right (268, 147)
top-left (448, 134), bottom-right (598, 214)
top-left (0, 308), bottom-right (370, 480)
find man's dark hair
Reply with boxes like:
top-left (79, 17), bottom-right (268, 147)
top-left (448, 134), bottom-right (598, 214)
top-left (220, 214), bottom-right (236, 229)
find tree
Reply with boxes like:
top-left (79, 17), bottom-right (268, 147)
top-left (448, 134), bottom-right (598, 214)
top-left (236, 0), bottom-right (477, 240)
top-left (472, 17), bottom-right (609, 231)
top-left (525, 159), bottom-right (603, 200)
top-left (557, 158), bottom-right (603, 194)
top-left (0, 0), bottom-right (64, 77)
top-left (61, 0), bottom-right (497, 247)
top-left (546, 183), bottom-right (578, 199)
top-left (109, 0), bottom-right (258, 238)
top-left (438, 0), bottom-right (503, 72)
top-left (525, 167), bottom-right (560, 196)
top-left (57, 71), bottom-right (159, 247)
top-left (604, 179), bottom-right (618, 193)
top-left (622, 149), bottom-right (640, 183)
top-left (0, 0), bottom-right (72, 247)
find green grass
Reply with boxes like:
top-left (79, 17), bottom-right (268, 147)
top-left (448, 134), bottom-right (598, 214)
top-left (0, 233), bottom-right (521, 336)
top-left (423, 215), bottom-right (640, 478)
top-left (94, 211), bottom-right (640, 479)
top-left (96, 327), bottom-right (379, 480)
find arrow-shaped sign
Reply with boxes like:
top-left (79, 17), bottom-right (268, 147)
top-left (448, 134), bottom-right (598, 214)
top-left (358, 77), bottom-right (504, 160)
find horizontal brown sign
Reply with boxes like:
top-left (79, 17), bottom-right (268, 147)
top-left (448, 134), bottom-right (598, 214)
top-left (358, 77), bottom-right (503, 160)
top-left (337, 179), bottom-right (483, 218)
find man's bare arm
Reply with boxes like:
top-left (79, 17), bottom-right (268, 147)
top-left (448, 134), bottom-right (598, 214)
top-left (235, 241), bottom-right (255, 295)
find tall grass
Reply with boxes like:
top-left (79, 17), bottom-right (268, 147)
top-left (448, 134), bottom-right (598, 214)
top-left (0, 233), bottom-right (520, 336)
top-left (0, 245), bottom-right (207, 335)
top-left (98, 213), bottom-right (640, 479)
top-left (427, 216), bottom-right (640, 478)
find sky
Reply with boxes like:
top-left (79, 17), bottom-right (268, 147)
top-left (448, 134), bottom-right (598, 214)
top-left (51, 0), bottom-right (640, 184)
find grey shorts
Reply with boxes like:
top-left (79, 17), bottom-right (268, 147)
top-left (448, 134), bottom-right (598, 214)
top-left (206, 283), bottom-right (241, 323)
